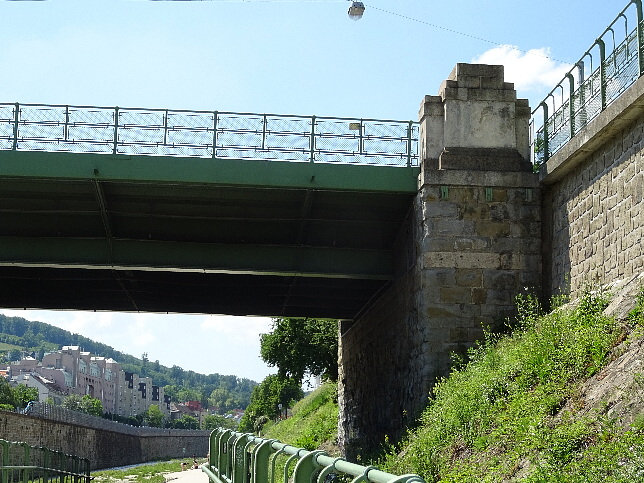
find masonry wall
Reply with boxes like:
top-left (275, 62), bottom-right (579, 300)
top-left (0, 411), bottom-right (209, 470)
top-left (543, 82), bottom-right (644, 299)
top-left (338, 64), bottom-right (542, 459)
top-left (338, 205), bottom-right (425, 460)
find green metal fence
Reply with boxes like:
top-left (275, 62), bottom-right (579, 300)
top-left (0, 103), bottom-right (419, 167)
top-left (531, 0), bottom-right (644, 165)
top-left (202, 429), bottom-right (424, 483)
top-left (0, 439), bottom-right (91, 483)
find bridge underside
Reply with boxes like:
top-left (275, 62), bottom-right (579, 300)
top-left (0, 151), bottom-right (417, 318)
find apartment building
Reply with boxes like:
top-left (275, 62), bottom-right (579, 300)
top-left (8, 346), bottom-right (170, 418)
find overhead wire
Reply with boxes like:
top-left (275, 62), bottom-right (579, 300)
top-left (365, 3), bottom-right (571, 64)
top-left (141, 0), bottom-right (570, 64)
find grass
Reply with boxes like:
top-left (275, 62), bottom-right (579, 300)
top-left (0, 341), bottom-right (21, 351)
top-left (91, 459), bottom-right (195, 483)
top-left (379, 288), bottom-right (644, 482)
top-left (263, 382), bottom-right (339, 452)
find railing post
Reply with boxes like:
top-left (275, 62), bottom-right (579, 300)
top-left (163, 109), bottom-right (169, 146)
top-left (597, 38), bottom-right (607, 110)
top-left (64, 105), bottom-right (70, 142)
top-left (21, 443), bottom-right (30, 483)
top-left (252, 439), bottom-right (273, 483)
top-left (113, 106), bottom-right (119, 155)
top-left (566, 73), bottom-right (576, 137)
top-left (309, 115), bottom-right (315, 163)
top-left (262, 114), bottom-right (267, 151)
top-left (635, 0), bottom-right (644, 75)
top-left (540, 101), bottom-right (549, 163)
top-left (293, 451), bottom-right (324, 483)
top-left (406, 120), bottom-right (413, 167)
top-left (212, 111), bottom-right (219, 159)
top-left (358, 119), bottom-right (364, 155)
top-left (12, 102), bottom-right (19, 151)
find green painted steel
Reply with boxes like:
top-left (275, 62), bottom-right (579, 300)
top-left (0, 103), bottom-right (419, 168)
top-left (0, 439), bottom-right (90, 483)
top-left (531, 0), bottom-right (644, 164)
top-left (0, 150), bottom-right (419, 194)
top-left (0, 236), bottom-right (393, 280)
top-left (202, 428), bottom-right (425, 483)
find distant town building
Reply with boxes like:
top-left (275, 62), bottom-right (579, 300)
top-left (7, 346), bottom-right (170, 418)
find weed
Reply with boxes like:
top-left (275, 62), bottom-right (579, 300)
top-left (380, 288), bottom-right (628, 482)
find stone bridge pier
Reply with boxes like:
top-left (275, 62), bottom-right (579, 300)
top-left (338, 64), bottom-right (542, 458)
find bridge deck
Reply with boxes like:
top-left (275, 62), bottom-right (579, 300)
top-left (0, 103), bottom-right (419, 318)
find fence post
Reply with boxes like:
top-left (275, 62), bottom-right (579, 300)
top-left (12, 103), bottom-right (19, 151)
top-left (212, 111), bottom-right (219, 159)
top-left (309, 115), bottom-right (315, 163)
top-left (566, 73), bottom-right (576, 137)
top-left (406, 120), bottom-right (413, 167)
top-left (635, 0), bottom-right (644, 75)
top-left (293, 451), bottom-right (325, 483)
top-left (252, 439), bottom-right (273, 483)
top-left (597, 38), bottom-right (607, 110)
top-left (540, 101), bottom-right (549, 162)
top-left (113, 107), bottom-right (120, 155)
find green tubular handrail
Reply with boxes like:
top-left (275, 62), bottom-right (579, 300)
top-left (0, 439), bottom-right (90, 483)
top-left (202, 428), bottom-right (425, 483)
top-left (531, 0), bottom-right (644, 165)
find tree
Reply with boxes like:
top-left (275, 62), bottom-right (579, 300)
top-left (203, 414), bottom-right (237, 431)
top-left (62, 394), bottom-right (103, 416)
top-left (0, 377), bottom-right (14, 409)
top-left (143, 404), bottom-right (164, 427)
top-left (167, 414), bottom-right (199, 429)
top-left (260, 318), bottom-right (338, 384)
top-left (79, 395), bottom-right (103, 416)
top-left (238, 374), bottom-right (303, 432)
top-left (8, 349), bottom-right (21, 362)
top-left (12, 385), bottom-right (38, 409)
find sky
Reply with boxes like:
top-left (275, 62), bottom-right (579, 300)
top-left (0, 0), bottom-right (628, 382)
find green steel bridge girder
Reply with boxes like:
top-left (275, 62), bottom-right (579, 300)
top-left (0, 236), bottom-right (393, 280)
top-left (0, 151), bottom-right (420, 193)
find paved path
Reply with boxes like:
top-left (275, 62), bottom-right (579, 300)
top-left (165, 467), bottom-right (209, 483)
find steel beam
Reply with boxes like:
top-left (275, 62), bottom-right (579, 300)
top-left (0, 151), bottom-right (420, 194)
top-left (0, 236), bottom-right (393, 280)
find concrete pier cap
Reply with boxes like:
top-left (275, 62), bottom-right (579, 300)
top-left (418, 63), bottom-right (532, 172)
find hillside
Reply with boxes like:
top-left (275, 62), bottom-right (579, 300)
top-left (380, 275), bottom-right (644, 481)
top-left (0, 314), bottom-right (256, 409)
top-left (259, 276), bottom-right (644, 481)
top-left (263, 382), bottom-right (339, 454)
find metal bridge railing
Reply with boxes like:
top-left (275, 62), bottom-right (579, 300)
top-left (202, 428), bottom-right (425, 483)
top-left (0, 439), bottom-right (91, 483)
top-left (531, 0), bottom-right (644, 165)
top-left (0, 103), bottom-right (419, 167)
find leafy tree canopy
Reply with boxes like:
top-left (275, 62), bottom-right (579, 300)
top-left (62, 394), bottom-right (103, 417)
top-left (238, 374), bottom-right (303, 432)
top-left (12, 385), bottom-right (38, 409)
top-left (203, 413), bottom-right (237, 430)
top-left (143, 404), bottom-right (165, 427)
top-left (260, 318), bottom-right (338, 384)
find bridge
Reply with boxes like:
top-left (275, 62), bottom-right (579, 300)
top-left (0, 105), bottom-right (419, 318)
top-left (1, 0), bottom-right (643, 461)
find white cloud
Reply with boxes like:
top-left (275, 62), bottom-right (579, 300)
top-left (472, 45), bottom-right (572, 100)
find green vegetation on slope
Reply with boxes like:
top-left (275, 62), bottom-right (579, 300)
top-left (381, 289), bottom-right (644, 482)
top-left (263, 382), bottom-right (339, 453)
